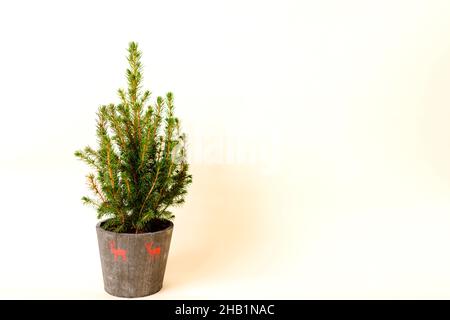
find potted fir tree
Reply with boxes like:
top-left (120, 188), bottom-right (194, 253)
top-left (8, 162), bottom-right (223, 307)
top-left (75, 42), bottom-right (192, 298)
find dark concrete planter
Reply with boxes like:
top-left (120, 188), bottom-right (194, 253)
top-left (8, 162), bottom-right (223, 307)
top-left (96, 220), bottom-right (173, 298)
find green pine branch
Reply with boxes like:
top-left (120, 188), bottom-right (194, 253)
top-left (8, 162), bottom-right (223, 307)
top-left (75, 42), bottom-right (192, 233)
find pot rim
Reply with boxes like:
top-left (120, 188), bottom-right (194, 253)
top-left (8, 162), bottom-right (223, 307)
top-left (96, 219), bottom-right (174, 236)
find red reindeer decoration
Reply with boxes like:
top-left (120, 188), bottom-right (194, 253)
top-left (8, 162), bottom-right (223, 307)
top-left (109, 240), bottom-right (127, 261)
top-left (145, 242), bottom-right (161, 258)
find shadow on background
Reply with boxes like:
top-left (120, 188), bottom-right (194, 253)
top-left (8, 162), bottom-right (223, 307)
top-left (163, 164), bottom-right (271, 291)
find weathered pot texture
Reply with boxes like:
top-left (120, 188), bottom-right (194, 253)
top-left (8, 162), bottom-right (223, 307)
top-left (96, 220), bottom-right (173, 298)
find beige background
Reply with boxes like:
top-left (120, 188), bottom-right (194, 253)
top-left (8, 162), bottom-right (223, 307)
top-left (1, 0), bottom-right (450, 298)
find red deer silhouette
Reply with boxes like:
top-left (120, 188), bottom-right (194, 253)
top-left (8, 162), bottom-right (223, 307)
top-left (109, 240), bottom-right (127, 261)
top-left (145, 242), bottom-right (161, 257)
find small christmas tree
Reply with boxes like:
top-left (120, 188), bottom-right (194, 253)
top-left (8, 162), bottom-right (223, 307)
top-left (75, 42), bottom-right (192, 233)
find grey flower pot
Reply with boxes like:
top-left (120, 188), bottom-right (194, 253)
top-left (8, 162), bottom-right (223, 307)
top-left (96, 220), bottom-right (173, 298)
